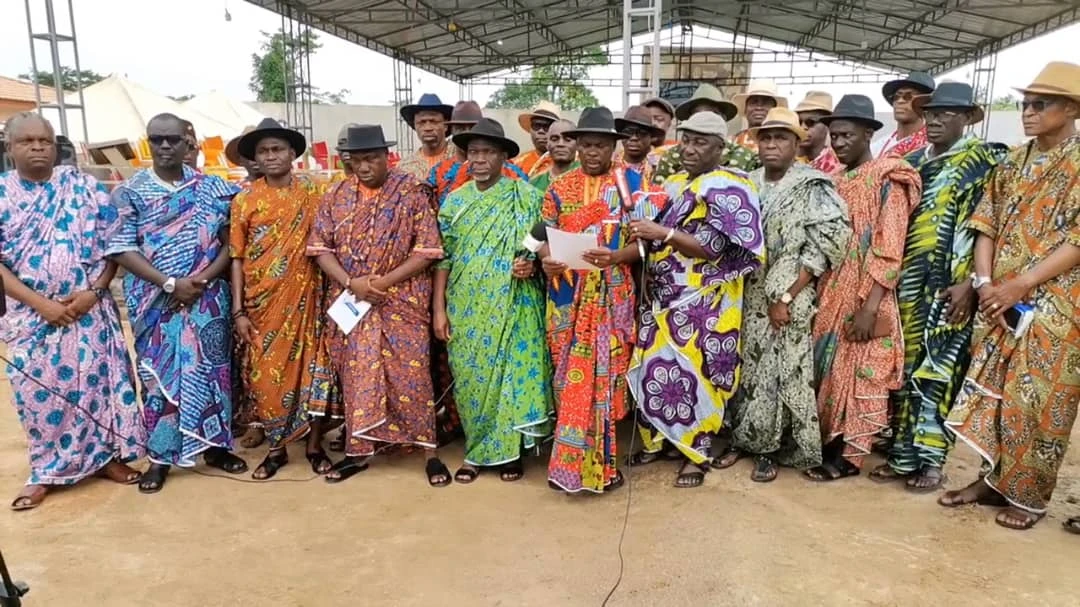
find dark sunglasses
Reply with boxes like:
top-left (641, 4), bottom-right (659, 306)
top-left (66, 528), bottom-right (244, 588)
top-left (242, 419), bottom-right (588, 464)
top-left (1021, 99), bottom-right (1058, 113)
top-left (148, 134), bottom-right (185, 146)
top-left (888, 91), bottom-right (918, 104)
top-left (800, 117), bottom-right (821, 128)
top-left (622, 127), bottom-right (652, 139)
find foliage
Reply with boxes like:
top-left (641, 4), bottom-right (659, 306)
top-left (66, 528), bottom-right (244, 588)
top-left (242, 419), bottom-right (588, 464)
top-left (989, 94), bottom-right (1019, 111)
top-left (19, 67), bottom-right (105, 91)
top-left (249, 29), bottom-right (349, 104)
top-left (486, 47), bottom-right (606, 110)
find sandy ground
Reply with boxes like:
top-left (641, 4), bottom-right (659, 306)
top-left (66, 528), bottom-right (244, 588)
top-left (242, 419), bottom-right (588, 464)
top-left (2, 337), bottom-right (1080, 605)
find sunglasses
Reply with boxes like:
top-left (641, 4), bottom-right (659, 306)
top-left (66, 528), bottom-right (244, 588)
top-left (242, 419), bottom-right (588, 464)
top-left (622, 127), bottom-right (652, 139)
top-left (1021, 99), bottom-right (1058, 113)
top-left (148, 134), bottom-right (186, 146)
top-left (801, 117), bottom-right (821, 128)
top-left (888, 91), bottom-right (918, 104)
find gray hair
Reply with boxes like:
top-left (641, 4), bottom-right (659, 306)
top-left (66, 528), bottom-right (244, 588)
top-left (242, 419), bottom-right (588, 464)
top-left (3, 112), bottom-right (55, 143)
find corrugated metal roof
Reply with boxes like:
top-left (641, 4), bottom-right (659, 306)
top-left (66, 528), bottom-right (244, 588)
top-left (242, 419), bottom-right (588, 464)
top-left (244, 0), bottom-right (1080, 80)
top-left (0, 75), bottom-right (57, 104)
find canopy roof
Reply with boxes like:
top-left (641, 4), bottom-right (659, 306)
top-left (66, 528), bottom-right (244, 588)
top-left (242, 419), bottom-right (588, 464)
top-left (245, 0), bottom-right (1080, 80)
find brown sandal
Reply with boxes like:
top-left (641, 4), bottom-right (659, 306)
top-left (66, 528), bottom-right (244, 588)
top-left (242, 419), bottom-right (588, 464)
top-left (96, 460), bottom-right (142, 485)
top-left (11, 485), bottom-right (48, 511)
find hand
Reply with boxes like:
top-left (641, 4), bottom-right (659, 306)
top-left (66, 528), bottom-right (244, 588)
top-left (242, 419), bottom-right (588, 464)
top-left (583, 248), bottom-right (616, 269)
top-left (846, 304), bottom-right (878, 342)
top-left (433, 307), bottom-right (451, 342)
top-left (59, 290), bottom-right (99, 318)
top-left (978, 277), bottom-right (1028, 322)
top-left (939, 281), bottom-right (976, 325)
top-left (628, 219), bottom-right (669, 242)
top-left (35, 299), bottom-right (77, 326)
top-left (172, 277), bottom-right (206, 306)
top-left (540, 256), bottom-right (568, 279)
top-left (511, 257), bottom-right (535, 279)
top-left (234, 315), bottom-right (257, 345)
top-left (767, 301), bottom-right (790, 330)
top-left (348, 275), bottom-right (387, 304)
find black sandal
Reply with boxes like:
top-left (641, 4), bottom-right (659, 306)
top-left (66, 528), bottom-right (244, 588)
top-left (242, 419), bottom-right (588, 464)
top-left (325, 456), bottom-right (369, 484)
top-left (674, 462), bottom-right (708, 488)
top-left (804, 459), bottom-right (860, 482)
top-left (1063, 517), bottom-right (1080, 535)
top-left (204, 448), bottom-right (249, 474)
top-left (306, 449), bottom-right (333, 475)
top-left (710, 446), bottom-right (743, 470)
top-left (499, 461), bottom-right (524, 482)
top-left (138, 464), bottom-right (170, 494)
top-left (604, 470), bottom-right (626, 492)
top-left (751, 455), bottom-right (778, 483)
top-left (252, 449), bottom-right (288, 480)
top-left (426, 457), bottom-right (452, 487)
top-left (454, 466), bottom-right (479, 484)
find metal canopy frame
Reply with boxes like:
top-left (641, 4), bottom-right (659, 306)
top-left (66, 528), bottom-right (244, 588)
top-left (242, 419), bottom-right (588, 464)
top-left (243, 0), bottom-right (1080, 81)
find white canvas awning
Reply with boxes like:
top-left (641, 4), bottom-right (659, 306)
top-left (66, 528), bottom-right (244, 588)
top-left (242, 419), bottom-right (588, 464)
top-left (182, 91), bottom-right (267, 132)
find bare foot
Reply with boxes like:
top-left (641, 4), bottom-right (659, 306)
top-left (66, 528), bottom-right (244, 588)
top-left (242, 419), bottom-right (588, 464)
top-left (868, 463), bottom-right (908, 484)
top-left (239, 426), bottom-right (266, 449)
top-left (906, 466), bottom-right (946, 493)
top-left (938, 479), bottom-right (1004, 507)
top-left (11, 484), bottom-right (48, 511)
top-left (995, 506), bottom-right (1043, 530)
top-left (97, 460), bottom-right (142, 484)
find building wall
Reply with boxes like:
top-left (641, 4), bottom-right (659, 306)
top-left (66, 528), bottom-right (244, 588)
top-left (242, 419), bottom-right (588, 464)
top-left (0, 99), bottom-right (37, 123)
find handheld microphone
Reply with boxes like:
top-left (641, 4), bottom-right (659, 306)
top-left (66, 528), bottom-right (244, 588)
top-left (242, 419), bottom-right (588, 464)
top-left (522, 222), bottom-right (548, 254)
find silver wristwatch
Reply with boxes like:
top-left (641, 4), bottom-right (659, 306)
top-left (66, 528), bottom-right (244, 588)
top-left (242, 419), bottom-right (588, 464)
top-left (163, 277), bottom-right (177, 294)
top-left (970, 273), bottom-right (992, 289)
top-left (779, 292), bottom-right (793, 305)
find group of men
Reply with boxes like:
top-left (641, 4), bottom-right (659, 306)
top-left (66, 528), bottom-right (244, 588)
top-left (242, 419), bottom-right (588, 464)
top-left (2, 59), bottom-right (1078, 535)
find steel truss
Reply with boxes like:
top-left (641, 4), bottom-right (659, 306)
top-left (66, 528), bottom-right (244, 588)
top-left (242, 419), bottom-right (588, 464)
top-left (23, 0), bottom-right (88, 142)
top-left (277, 1), bottom-right (315, 146)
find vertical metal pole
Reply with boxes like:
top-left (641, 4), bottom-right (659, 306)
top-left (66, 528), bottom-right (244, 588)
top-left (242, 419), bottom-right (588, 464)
top-left (65, 0), bottom-right (89, 143)
top-left (621, 0), bottom-right (633, 109)
top-left (648, 1), bottom-right (661, 94)
top-left (23, 0), bottom-right (43, 110)
top-left (43, 0), bottom-right (70, 137)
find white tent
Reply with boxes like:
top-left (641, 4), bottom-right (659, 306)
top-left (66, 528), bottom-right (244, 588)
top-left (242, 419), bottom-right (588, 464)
top-left (182, 91), bottom-right (266, 131)
top-left (51, 75), bottom-right (240, 144)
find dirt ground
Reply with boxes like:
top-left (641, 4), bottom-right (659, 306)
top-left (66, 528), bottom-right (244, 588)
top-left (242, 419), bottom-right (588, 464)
top-left (2, 367), bottom-right (1080, 605)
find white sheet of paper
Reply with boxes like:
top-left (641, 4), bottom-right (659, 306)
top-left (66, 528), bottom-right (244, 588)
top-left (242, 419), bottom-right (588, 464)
top-left (327, 290), bottom-right (371, 335)
top-left (546, 227), bottom-right (601, 271)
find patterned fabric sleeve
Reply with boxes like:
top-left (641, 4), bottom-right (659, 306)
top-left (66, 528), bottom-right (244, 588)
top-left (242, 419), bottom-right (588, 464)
top-left (696, 176), bottom-right (764, 264)
top-left (305, 187), bottom-right (338, 257)
top-left (541, 186), bottom-right (560, 227)
top-left (410, 182), bottom-right (444, 259)
top-left (85, 172), bottom-right (122, 258)
top-left (228, 191), bottom-right (250, 259)
top-left (435, 189), bottom-right (459, 271)
top-left (104, 186), bottom-right (140, 256)
top-left (801, 179), bottom-right (852, 276)
top-left (858, 179), bottom-right (910, 299)
top-left (969, 152), bottom-right (1007, 239)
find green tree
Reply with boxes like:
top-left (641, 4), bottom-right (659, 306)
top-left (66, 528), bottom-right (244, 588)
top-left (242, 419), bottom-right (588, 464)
top-left (249, 29), bottom-right (351, 104)
top-left (990, 94), bottom-right (1019, 111)
top-left (486, 47), bottom-right (605, 110)
top-left (19, 67), bottom-right (105, 91)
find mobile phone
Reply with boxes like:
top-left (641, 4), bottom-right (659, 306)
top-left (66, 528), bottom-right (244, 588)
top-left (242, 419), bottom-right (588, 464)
top-left (1003, 302), bottom-right (1035, 338)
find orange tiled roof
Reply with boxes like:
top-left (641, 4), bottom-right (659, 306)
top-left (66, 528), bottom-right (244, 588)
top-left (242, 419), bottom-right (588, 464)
top-left (0, 75), bottom-right (57, 103)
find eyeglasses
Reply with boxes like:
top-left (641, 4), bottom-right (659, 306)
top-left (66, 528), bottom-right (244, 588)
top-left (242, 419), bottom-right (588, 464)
top-left (1021, 99), bottom-right (1058, 113)
top-left (148, 134), bottom-right (185, 146)
top-left (801, 117), bottom-right (821, 128)
top-left (622, 127), bottom-right (651, 139)
top-left (888, 91), bottom-right (917, 104)
top-left (923, 109), bottom-right (962, 121)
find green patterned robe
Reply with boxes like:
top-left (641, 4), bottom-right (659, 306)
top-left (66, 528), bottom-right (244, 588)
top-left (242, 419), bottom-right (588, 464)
top-left (888, 136), bottom-right (1008, 473)
top-left (437, 177), bottom-right (554, 466)
top-left (652, 141), bottom-right (761, 185)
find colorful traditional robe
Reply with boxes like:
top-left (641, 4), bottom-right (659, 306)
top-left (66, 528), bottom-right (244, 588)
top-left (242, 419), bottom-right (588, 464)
top-left (652, 141), bottom-right (760, 185)
top-left (306, 171), bottom-right (444, 457)
top-left (429, 157), bottom-right (528, 205)
top-left (812, 158), bottom-right (921, 467)
top-left (886, 137), bottom-right (1006, 474)
top-left (946, 135), bottom-right (1080, 513)
top-left (529, 161), bottom-right (579, 193)
top-left (108, 166), bottom-right (239, 466)
top-left (733, 165), bottom-right (851, 468)
top-left (873, 125), bottom-right (928, 159)
top-left (798, 146), bottom-right (843, 175)
top-left (438, 177), bottom-right (554, 466)
top-left (514, 149), bottom-right (550, 178)
top-left (733, 129), bottom-right (759, 154)
top-left (397, 144), bottom-right (455, 182)
top-left (0, 167), bottom-right (145, 485)
top-left (627, 168), bottom-right (765, 464)
top-left (229, 177), bottom-right (337, 448)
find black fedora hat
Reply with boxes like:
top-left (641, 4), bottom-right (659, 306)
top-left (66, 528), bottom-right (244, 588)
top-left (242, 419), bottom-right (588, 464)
top-left (400, 93), bottom-right (454, 128)
top-left (820, 94), bottom-right (884, 130)
top-left (565, 107), bottom-right (627, 139)
top-left (237, 117), bottom-right (306, 161)
top-left (913, 81), bottom-right (985, 125)
top-left (882, 71), bottom-right (936, 102)
top-left (451, 117), bottom-right (520, 158)
top-left (337, 125), bottom-right (396, 152)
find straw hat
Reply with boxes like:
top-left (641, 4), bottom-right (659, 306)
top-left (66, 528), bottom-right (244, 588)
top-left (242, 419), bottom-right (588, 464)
top-left (676, 111), bottom-right (728, 138)
top-left (747, 107), bottom-right (807, 140)
top-left (1013, 61), bottom-right (1080, 105)
top-left (674, 84), bottom-right (738, 122)
top-left (225, 125), bottom-right (258, 165)
top-left (517, 100), bottom-right (561, 131)
top-left (733, 80), bottom-right (789, 116)
top-left (794, 91), bottom-right (833, 114)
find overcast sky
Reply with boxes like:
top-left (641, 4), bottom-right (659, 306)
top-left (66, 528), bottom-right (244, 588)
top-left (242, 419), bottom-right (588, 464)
top-left (2, 0), bottom-right (1079, 110)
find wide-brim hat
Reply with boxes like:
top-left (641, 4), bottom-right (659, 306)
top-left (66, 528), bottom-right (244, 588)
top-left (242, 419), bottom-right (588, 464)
top-left (615, 105), bottom-right (665, 138)
top-left (337, 125), bottom-right (396, 152)
top-left (733, 80), bottom-right (789, 117)
top-left (675, 84), bottom-right (738, 122)
top-left (882, 71), bottom-right (936, 102)
top-left (565, 107), bottom-right (627, 139)
top-left (820, 94), bottom-right (884, 130)
top-left (237, 117), bottom-right (306, 162)
top-left (225, 124), bottom-right (258, 165)
top-left (912, 82), bottom-right (985, 125)
top-left (1012, 61), bottom-right (1080, 105)
top-left (747, 107), bottom-right (808, 141)
top-left (642, 96), bottom-right (675, 118)
top-left (517, 100), bottom-right (561, 131)
top-left (794, 91), bottom-right (833, 114)
top-left (451, 117), bottom-right (520, 158)
top-left (400, 93), bottom-right (453, 128)
top-left (447, 100), bottom-right (483, 126)
top-left (675, 111), bottom-right (728, 138)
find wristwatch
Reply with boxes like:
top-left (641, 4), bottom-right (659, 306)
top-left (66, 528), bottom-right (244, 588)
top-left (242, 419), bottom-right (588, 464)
top-left (970, 273), bottom-right (992, 289)
top-left (163, 277), bottom-right (177, 294)
top-left (93, 287), bottom-right (110, 301)
top-left (780, 292), bottom-right (794, 305)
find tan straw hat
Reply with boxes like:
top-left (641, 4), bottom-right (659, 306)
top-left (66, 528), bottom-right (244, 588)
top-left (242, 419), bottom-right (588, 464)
top-left (734, 80), bottom-right (789, 116)
top-left (517, 100), bottom-right (561, 131)
top-left (1013, 61), bottom-right (1080, 105)
top-left (794, 91), bottom-right (833, 114)
top-left (675, 84), bottom-right (738, 122)
top-left (676, 111), bottom-right (729, 138)
top-left (747, 107), bottom-right (808, 141)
